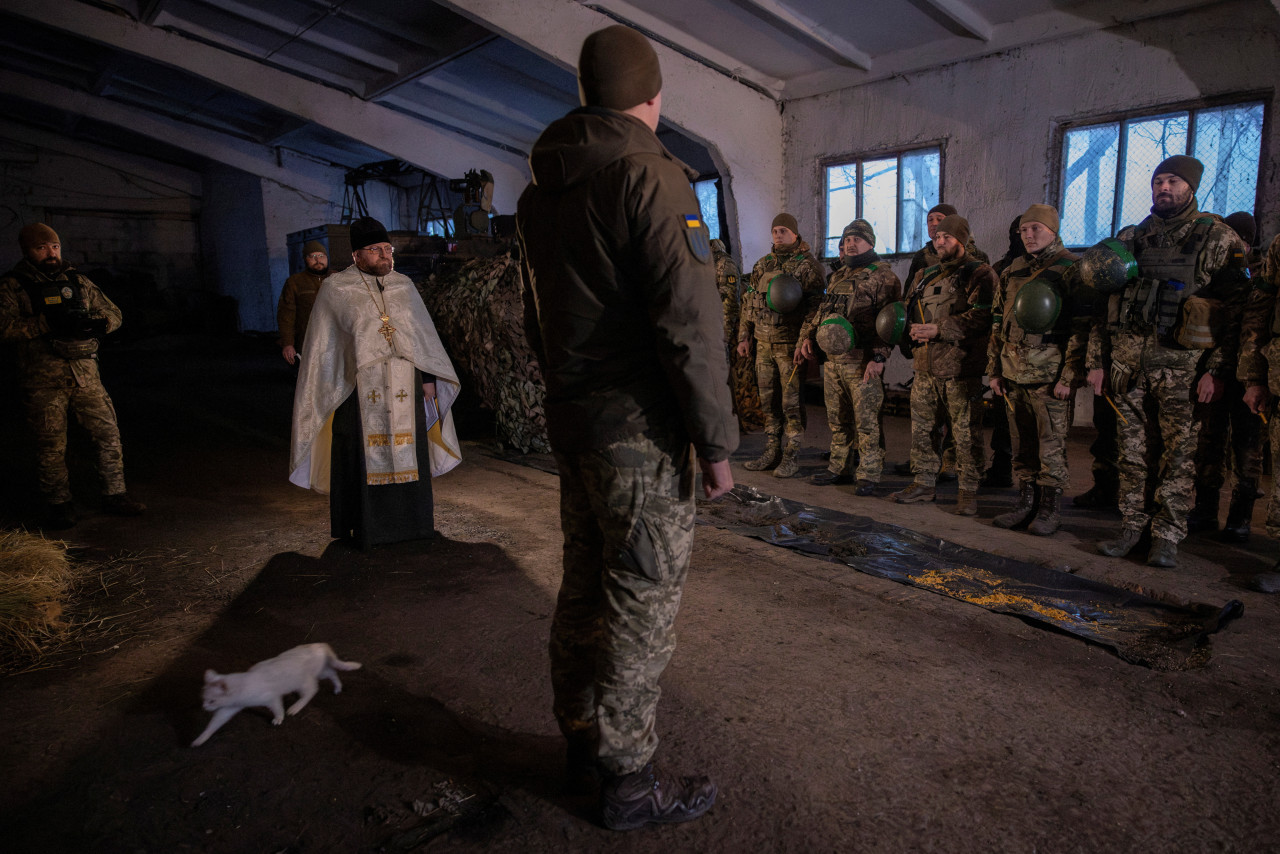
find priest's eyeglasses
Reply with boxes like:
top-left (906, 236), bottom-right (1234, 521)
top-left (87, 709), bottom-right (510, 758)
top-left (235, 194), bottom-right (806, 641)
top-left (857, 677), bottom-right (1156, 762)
top-left (357, 245), bottom-right (395, 257)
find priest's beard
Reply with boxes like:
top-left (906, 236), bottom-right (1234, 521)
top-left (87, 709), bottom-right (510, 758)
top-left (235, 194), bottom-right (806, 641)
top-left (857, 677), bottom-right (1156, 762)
top-left (356, 257), bottom-right (392, 277)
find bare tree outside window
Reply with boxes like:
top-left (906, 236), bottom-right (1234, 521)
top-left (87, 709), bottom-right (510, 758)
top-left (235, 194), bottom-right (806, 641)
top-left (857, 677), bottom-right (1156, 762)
top-left (824, 147), bottom-right (940, 257)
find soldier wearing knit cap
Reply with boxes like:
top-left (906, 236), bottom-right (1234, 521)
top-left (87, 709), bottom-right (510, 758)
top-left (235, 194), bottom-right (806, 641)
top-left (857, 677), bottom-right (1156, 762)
top-left (738, 212), bottom-right (827, 477)
top-left (518, 23), bottom-right (734, 830)
top-left (905, 203), bottom-right (989, 290)
top-left (987, 204), bottom-right (1088, 536)
top-left (1090, 155), bottom-right (1251, 568)
top-left (277, 238), bottom-right (330, 366)
top-left (796, 218), bottom-right (900, 491)
top-left (0, 223), bottom-right (145, 528)
top-left (890, 214), bottom-right (996, 515)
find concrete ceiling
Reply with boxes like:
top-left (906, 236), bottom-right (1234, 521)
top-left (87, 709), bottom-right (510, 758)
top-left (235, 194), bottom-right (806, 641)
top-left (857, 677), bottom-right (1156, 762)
top-left (0, 0), bottom-right (1228, 207)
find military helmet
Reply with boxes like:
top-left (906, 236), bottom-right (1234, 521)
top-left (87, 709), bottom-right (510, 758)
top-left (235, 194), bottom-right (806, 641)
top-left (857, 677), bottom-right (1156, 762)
top-left (816, 317), bottom-right (856, 357)
top-left (1077, 238), bottom-right (1138, 294)
top-left (1012, 280), bottom-right (1062, 334)
top-left (766, 274), bottom-right (803, 314)
top-left (875, 301), bottom-right (908, 345)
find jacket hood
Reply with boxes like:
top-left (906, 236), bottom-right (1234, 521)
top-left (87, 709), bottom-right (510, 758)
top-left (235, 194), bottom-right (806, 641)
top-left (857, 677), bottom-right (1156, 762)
top-left (528, 107), bottom-right (696, 190)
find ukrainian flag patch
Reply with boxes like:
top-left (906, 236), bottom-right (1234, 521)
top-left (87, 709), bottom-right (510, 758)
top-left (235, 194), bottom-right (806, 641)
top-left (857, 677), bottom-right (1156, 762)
top-left (683, 214), bottom-right (711, 264)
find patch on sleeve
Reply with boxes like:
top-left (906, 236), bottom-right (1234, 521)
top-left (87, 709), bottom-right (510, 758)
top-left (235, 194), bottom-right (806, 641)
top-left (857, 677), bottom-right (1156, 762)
top-left (684, 214), bottom-right (711, 264)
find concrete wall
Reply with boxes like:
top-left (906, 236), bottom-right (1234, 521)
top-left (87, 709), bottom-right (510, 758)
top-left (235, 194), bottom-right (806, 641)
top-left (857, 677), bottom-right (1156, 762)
top-left (782, 0), bottom-right (1280, 279)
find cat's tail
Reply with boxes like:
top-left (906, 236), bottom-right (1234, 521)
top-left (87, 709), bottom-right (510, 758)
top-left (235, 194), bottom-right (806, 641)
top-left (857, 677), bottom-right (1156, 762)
top-left (321, 644), bottom-right (362, 671)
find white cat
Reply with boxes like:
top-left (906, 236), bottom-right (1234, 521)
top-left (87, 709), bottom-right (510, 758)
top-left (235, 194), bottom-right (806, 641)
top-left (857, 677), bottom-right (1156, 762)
top-left (191, 643), bottom-right (362, 747)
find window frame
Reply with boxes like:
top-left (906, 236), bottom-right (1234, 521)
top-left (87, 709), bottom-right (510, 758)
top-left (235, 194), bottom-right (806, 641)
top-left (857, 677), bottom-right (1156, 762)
top-left (818, 140), bottom-right (947, 260)
top-left (1050, 92), bottom-right (1271, 249)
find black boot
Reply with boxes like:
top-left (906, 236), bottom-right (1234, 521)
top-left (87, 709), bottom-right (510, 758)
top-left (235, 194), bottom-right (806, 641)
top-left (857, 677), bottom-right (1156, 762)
top-left (1220, 479), bottom-right (1257, 543)
top-left (1027, 486), bottom-right (1063, 536)
top-left (1185, 486), bottom-right (1220, 534)
top-left (600, 763), bottom-right (717, 831)
top-left (1074, 482), bottom-right (1119, 512)
top-left (980, 457), bottom-right (1013, 489)
top-left (992, 480), bottom-right (1037, 529)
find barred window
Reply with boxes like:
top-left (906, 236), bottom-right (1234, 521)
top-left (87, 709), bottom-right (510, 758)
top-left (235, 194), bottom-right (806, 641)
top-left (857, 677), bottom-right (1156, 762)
top-left (1058, 100), bottom-right (1264, 248)
top-left (823, 146), bottom-right (940, 258)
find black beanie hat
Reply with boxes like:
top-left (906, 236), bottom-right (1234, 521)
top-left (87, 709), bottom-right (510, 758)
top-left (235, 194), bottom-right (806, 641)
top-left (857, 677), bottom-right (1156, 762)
top-left (350, 217), bottom-right (391, 251)
top-left (928, 203), bottom-right (958, 218)
top-left (578, 25), bottom-right (662, 110)
top-left (1224, 212), bottom-right (1256, 246)
top-left (1153, 155), bottom-right (1204, 192)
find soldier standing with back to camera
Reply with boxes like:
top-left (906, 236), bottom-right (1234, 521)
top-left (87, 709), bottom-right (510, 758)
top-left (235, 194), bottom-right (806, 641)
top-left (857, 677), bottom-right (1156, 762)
top-left (1239, 230), bottom-right (1280, 591)
top-left (1089, 155), bottom-right (1250, 568)
top-left (0, 223), bottom-right (145, 529)
top-left (737, 213), bottom-right (826, 478)
top-left (987, 204), bottom-right (1087, 536)
top-left (794, 218), bottom-right (900, 494)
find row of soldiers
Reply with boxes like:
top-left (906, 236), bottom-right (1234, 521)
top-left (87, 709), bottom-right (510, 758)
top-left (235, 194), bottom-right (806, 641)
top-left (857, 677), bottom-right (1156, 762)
top-left (724, 154), bottom-right (1278, 574)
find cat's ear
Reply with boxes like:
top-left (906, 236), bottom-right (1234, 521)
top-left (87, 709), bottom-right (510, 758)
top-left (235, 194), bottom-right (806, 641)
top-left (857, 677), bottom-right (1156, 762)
top-left (204, 669), bottom-right (220, 683)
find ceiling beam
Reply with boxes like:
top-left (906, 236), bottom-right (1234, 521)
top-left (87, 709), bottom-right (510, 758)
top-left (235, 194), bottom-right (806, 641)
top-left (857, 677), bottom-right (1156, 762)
top-left (0, 68), bottom-right (336, 200)
top-left (4, 0), bottom-right (530, 209)
top-left (738, 0), bottom-right (873, 69)
top-left (437, 0), bottom-right (784, 267)
top-left (907, 0), bottom-right (993, 41)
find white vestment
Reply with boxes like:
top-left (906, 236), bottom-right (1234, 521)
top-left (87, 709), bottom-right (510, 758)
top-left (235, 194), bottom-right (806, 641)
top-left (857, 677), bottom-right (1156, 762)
top-left (289, 264), bottom-right (461, 493)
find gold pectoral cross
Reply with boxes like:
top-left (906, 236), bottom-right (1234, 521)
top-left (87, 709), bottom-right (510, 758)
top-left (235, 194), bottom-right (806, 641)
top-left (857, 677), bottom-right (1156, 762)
top-left (378, 314), bottom-right (396, 345)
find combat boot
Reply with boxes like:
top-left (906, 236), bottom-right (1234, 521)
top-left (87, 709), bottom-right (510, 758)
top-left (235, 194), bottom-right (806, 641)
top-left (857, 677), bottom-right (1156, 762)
top-left (993, 480), bottom-right (1037, 529)
top-left (1219, 479), bottom-right (1257, 543)
top-left (1073, 483), bottom-right (1119, 512)
top-left (952, 489), bottom-right (978, 516)
top-left (889, 482), bottom-right (935, 503)
top-left (1147, 538), bottom-right (1178, 568)
top-left (1185, 486), bottom-right (1219, 534)
top-left (979, 457), bottom-right (1013, 489)
top-left (43, 501), bottom-right (76, 530)
top-left (743, 436), bottom-right (781, 471)
top-left (103, 492), bottom-right (146, 516)
top-left (773, 439), bottom-right (801, 478)
top-left (1098, 526), bottom-right (1143, 557)
top-left (600, 762), bottom-right (717, 831)
top-left (1027, 486), bottom-right (1063, 536)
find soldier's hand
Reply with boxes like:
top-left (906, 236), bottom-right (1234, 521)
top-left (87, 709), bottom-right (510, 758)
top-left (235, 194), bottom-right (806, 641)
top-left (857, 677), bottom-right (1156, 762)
top-left (909, 322), bottom-right (938, 343)
top-left (1196, 373), bottom-right (1224, 404)
top-left (1243, 384), bottom-right (1271, 415)
top-left (282, 345), bottom-right (297, 365)
top-left (1052, 381), bottom-right (1073, 401)
top-left (863, 361), bottom-right (884, 382)
top-left (735, 340), bottom-right (751, 358)
top-left (1087, 368), bottom-right (1107, 396)
top-left (795, 339), bottom-right (814, 363)
top-left (699, 457), bottom-right (734, 500)
top-left (989, 377), bottom-right (1006, 397)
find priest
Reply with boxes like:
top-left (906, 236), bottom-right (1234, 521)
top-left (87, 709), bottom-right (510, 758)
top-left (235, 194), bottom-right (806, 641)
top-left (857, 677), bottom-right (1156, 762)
top-left (289, 216), bottom-right (461, 549)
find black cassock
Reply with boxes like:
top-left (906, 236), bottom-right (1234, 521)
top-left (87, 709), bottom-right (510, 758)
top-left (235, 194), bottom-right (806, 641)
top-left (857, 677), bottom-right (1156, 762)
top-left (328, 368), bottom-right (435, 550)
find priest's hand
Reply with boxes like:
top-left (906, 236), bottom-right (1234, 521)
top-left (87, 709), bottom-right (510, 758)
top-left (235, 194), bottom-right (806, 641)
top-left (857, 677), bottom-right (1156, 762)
top-left (699, 457), bottom-right (734, 500)
top-left (422, 381), bottom-right (436, 401)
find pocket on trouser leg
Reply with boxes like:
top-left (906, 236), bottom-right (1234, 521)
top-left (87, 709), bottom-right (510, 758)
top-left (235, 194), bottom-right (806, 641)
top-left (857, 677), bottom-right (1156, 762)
top-left (617, 491), bottom-right (692, 584)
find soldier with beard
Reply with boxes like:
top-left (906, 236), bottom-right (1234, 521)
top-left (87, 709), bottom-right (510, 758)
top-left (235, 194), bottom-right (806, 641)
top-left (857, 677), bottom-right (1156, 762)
top-left (988, 204), bottom-right (1087, 536)
top-left (0, 223), bottom-right (145, 529)
top-left (277, 240), bottom-right (330, 366)
top-left (1090, 156), bottom-right (1250, 568)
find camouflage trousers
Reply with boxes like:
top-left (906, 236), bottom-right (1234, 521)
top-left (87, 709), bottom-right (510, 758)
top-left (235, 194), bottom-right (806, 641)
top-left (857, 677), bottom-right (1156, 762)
top-left (1005, 381), bottom-right (1073, 489)
top-left (822, 359), bottom-right (885, 481)
top-left (550, 427), bottom-right (696, 776)
top-left (1113, 364), bottom-right (1198, 543)
top-left (755, 341), bottom-right (804, 441)
top-left (24, 382), bottom-right (126, 504)
top-left (1192, 377), bottom-right (1262, 492)
top-left (909, 374), bottom-right (984, 490)
top-left (1088, 392), bottom-right (1121, 491)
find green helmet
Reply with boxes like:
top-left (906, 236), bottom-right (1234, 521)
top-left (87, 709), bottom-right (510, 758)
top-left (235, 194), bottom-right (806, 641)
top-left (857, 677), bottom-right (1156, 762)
top-left (875, 301), bottom-right (907, 345)
top-left (1012, 280), bottom-right (1062, 334)
top-left (766, 274), bottom-right (803, 314)
top-left (1077, 238), bottom-right (1138, 294)
top-left (816, 317), bottom-right (856, 356)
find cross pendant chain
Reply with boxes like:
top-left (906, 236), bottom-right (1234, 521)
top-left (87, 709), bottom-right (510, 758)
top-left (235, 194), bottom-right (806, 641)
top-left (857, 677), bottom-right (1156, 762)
top-left (378, 314), bottom-right (396, 345)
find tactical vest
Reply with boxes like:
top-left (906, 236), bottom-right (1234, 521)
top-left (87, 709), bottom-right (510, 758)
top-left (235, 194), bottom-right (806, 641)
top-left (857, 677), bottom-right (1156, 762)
top-left (15, 267), bottom-right (100, 358)
top-left (1113, 217), bottom-right (1214, 337)
top-left (748, 252), bottom-right (813, 341)
top-left (910, 259), bottom-right (982, 325)
top-left (999, 252), bottom-right (1075, 346)
top-left (815, 263), bottom-right (875, 321)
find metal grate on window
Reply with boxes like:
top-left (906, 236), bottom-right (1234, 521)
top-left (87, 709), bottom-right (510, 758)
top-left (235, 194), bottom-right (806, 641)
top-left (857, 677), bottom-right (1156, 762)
top-left (825, 147), bottom-right (939, 258)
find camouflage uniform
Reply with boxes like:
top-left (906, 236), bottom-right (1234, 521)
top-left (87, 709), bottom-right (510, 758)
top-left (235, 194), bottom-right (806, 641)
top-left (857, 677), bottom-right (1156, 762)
top-left (1237, 233), bottom-right (1280, 537)
top-left (797, 258), bottom-right (900, 481)
top-left (904, 256), bottom-right (996, 489)
top-left (517, 106), bottom-right (736, 775)
top-left (1088, 202), bottom-right (1250, 544)
top-left (0, 259), bottom-right (127, 504)
top-left (987, 238), bottom-right (1086, 488)
top-left (738, 243), bottom-right (825, 444)
top-left (712, 241), bottom-right (761, 430)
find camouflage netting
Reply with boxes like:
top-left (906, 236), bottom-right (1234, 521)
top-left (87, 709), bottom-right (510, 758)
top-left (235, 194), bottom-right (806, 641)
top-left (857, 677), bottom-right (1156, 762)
top-left (419, 255), bottom-right (550, 454)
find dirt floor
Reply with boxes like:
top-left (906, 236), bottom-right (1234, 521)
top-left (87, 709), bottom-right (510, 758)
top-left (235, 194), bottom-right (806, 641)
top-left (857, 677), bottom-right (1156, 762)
top-left (1, 334), bottom-right (1278, 853)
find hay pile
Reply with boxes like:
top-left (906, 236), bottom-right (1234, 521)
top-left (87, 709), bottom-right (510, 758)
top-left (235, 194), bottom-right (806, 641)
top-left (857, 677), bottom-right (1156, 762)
top-left (420, 254), bottom-right (551, 454)
top-left (0, 529), bottom-right (78, 660)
